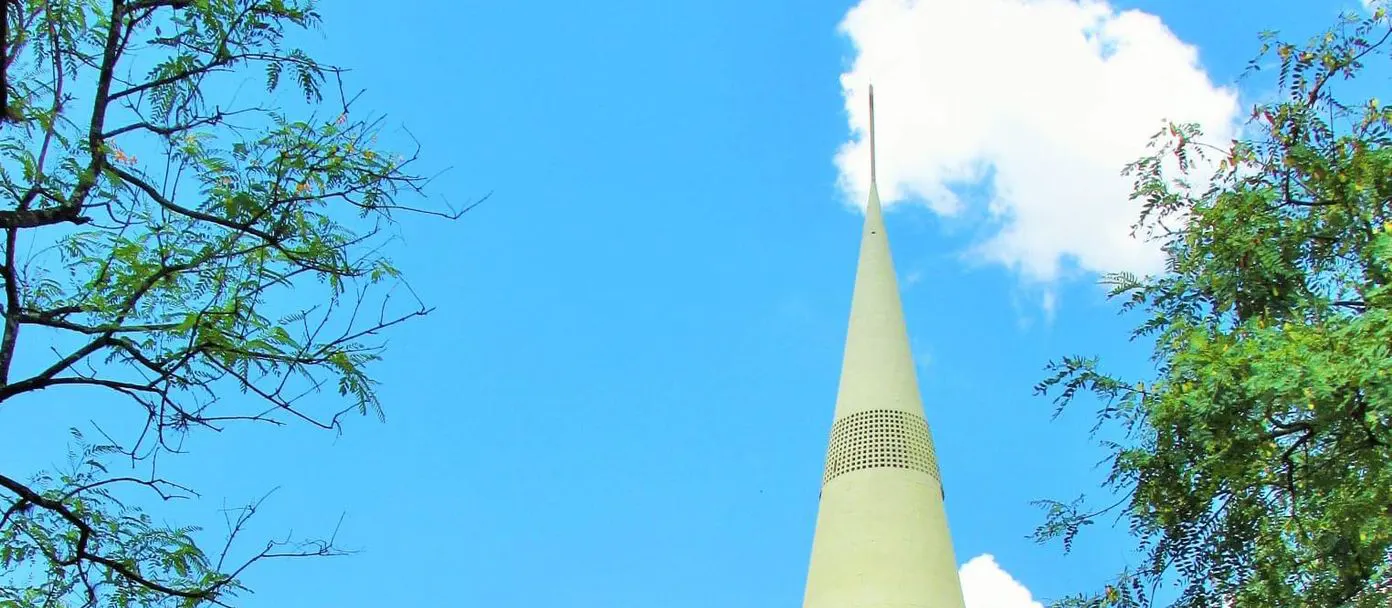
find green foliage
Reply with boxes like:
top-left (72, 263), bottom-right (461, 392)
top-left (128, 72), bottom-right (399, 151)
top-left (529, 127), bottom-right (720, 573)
top-left (0, 431), bottom-right (266, 608)
top-left (1035, 9), bottom-right (1392, 608)
top-left (0, 0), bottom-right (465, 605)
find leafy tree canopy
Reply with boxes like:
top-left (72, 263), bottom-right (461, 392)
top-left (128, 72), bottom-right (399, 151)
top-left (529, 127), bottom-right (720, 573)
top-left (1035, 8), bottom-right (1392, 608)
top-left (0, 0), bottom-right (466, 605)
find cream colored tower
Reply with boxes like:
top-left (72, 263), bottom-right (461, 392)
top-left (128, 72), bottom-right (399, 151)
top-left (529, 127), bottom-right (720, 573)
top-left (801, 87), bottom-right (966, 608)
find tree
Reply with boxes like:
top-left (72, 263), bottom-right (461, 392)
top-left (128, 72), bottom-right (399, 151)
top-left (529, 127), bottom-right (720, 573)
top-left (0, 0), bottom-right (469, 605)
top-left (1034, 8), bottom-right (1392, 608)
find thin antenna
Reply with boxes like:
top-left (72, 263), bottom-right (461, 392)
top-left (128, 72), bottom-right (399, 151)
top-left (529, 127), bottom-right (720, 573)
top-left (869, 84), bottom-right (877, 185)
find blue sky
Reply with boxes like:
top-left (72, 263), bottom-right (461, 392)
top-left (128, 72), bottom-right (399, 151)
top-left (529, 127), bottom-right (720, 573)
top-left (1, 0), bottom-right (1380, 606)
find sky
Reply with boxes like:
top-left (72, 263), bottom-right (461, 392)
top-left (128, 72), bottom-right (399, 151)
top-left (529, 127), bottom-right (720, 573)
top-left (1, 0), bottom-right (1382, 606)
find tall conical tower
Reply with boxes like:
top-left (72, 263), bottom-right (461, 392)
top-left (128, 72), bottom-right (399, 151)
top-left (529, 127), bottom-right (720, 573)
top-left (801, 87), bottom-right (967, 608)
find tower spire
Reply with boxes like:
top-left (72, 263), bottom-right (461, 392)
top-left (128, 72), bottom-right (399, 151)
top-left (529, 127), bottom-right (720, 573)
top-left (869, 84), bottom-right (877, 186)
top-left (800, 88), bottom-right (966, 608)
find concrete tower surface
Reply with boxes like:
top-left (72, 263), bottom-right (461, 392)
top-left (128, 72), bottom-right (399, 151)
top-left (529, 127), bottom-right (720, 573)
top-left (801, 87), bottom-right (967, 608)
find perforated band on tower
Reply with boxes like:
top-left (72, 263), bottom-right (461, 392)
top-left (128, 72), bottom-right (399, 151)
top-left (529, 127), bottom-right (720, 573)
top-left (822, 409), bottom-right (941, 486)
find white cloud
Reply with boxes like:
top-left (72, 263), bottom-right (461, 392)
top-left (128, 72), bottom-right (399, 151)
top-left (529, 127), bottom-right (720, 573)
top-left (835, 0), bottom-right (1240, 283)
top-left (960, 554), bottom-right (1044, 608)
top-left (1040, 289), bottom-right (1057, 322)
